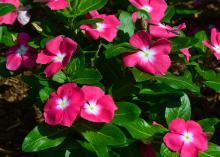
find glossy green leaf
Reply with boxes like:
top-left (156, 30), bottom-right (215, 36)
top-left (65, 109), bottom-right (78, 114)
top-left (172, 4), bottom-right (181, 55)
top-left (104, 42), bottom-right (136, 59)
top-left (118, 11), bottom-right (135, 36)
top-left (22, 124), bottom-right (67, 152)
top-left (162, 6), bottom-right (175, 23)
top-left (198, 118), bottom-right (219, 133)
top-left (113, 102), bottom-right (141, 124)
top-left (82, 124), bottom-right (127, 146)
top-left (69, 68), bottom-right (102, 84)
top-left (76, 0), bottom-right (108, 16)
top-left (199, 142), bottom-right (220, 157)
top-left (52, 70), bottom-right (67, 83)
top-left (160, 143), bottom-right (179, 157)
top-left (0, 3), bottom-right (16, 16)
top-left (39, 87), bottom-right (54, 103)
top-left (137, 9), bottom-right (150, 19)
top-left (165, 93), bottom-right (191, 125)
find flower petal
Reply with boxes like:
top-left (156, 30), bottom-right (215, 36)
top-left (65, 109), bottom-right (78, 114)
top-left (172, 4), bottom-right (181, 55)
top-left (46, 36), bottom-right (63, 55)
top-left (151, 39), bottom-right (172, 55)
top-left (17, 32), bottom-right (30, 44)
top-left (82, 85), bottom-right (105, 102)
top-left (180, 144), bottom-right (198, 157)
top-left (192, 133), bottom-right (208, 152)
top-left (44, 62), bottom-right (63, 77)
top-left (36, 50), bottom-right (54, 64)
top-left (6, 52), bottom-right (22, 71)
top-left (211, 28), bottom-right (218, 45)
top-left (100, 27), bottom-right (117, 42)
top-left (169, 118), bottom-right (187, 134)
top-left (129, 31), bottom-right (152, 49)
top-left (47, 0), bottom-right (69, 10)
top-left (22, 47), bottom-right (37, 69)
top-left (57, 83), bottom-right (77, 98)
top-left (180, 48), bottom-right (191, 62)
top-left (122, 52), bottom-right (140, 67)
top-left (185, 120), bottom-right (203, 134)
top-left (163, 133), bottom-right (183, 152)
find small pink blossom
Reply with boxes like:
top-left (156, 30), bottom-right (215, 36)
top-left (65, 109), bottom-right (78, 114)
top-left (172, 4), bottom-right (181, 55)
top-left (202, 28), bottom-right (220, 60)
top-left (180, 48), bottom-right (191, 62)
top-left (80, 10), bottom-right (121, 42)
top-left (80, 85), bottom-right (117, 123)
top-left (44, 83), bottom-right (84, 127)
top-left (6, 32), bottom-right (37, 70)
top-left (164, 119), bottom-right (208, 157)
top-left (36, 35), bottom-right (77, 77)
top-left (0, 0), bottom-right (20, 25)
top-left (149, 23), bottom-right (186, 38)
top-left (33, 0), bottom-right (69, 10)
top-left (140, 143), bottom-right (156, 157)
top-left (122, 31), bottom-right (172, 76)
top-left (129, 0), bottom-right (167, 24)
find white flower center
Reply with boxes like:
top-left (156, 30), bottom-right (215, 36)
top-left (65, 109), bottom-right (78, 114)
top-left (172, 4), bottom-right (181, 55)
top-left (141, 5), bottom-right (152, 12)
top-left (138, 47), bottom-right (155, 62)
top-left (54, 53), bottom-right (65, 62)
top-left (214, 45), bottom-right (220, 54)
top-left (57, 97), bottom-right (69, 109)
top-left (182, 132), bottom-right (193, 143)
top-left (84, 101), bottom-right (101, 115)
top-left (94, 22), bottom-right (105, 31)
top-left (16, 45), bottom-right (28, 56)
top-left (158, 23), bottom-right (167, 29)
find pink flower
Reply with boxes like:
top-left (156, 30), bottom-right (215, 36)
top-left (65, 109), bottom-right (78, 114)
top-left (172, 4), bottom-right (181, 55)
top-left (149, 23), bottom-right (186, 38)
top-left (44, 83), bottom-right (84, 127)
top-left (36, 35), bottom-right (77, 77)
top-left (0, 0), bottom-right (20, 25)
top-left (6, 32), bottom-right (37, 71)
top-left (122, 31), bottom-right (172, 75)
top-left (180, 48), bottom-right (191, 62)
top-left (140, 143), bottom-right (156, 157)
top-left (164, 119), bottom-right (208, 157)
top-left (202, 28), bottom-right (220, 60)
top-left (80, 85), bottom-right (117, 123)
top-left (33, 0), bottom-right (69, 10)
top-left (129, 0), bottom-right (167, 24)
top-left (80, 10), bottom-right (121, 42)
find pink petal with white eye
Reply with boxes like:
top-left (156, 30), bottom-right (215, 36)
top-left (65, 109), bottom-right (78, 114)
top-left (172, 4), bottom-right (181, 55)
top-left (46, 36), bottom-right (63, 55)
top-left (36, 50), bottom-right (54, 64)
top-left (163, 133), bottom-right (183, 152)
top-left (122, 52), bottom-right (140, 67)
top-left (129, 31), bottom-right (151, 49)
top-left (82, 85), bottom-right (105, 101)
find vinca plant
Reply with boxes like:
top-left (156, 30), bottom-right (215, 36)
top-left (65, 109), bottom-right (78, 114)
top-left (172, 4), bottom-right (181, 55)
top-left (0, 0), bottom-right (220, 157)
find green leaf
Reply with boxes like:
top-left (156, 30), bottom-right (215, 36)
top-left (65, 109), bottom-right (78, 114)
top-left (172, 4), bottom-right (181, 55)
top-left (76, 0), bottom-right (108, 16)
top-left (77, 18), bottom-right (104, 27)
top-left (122, 118), bottom-right (167, 140)
top-left (131, 68), bottom-right (152, 82)
top-left (162, 6), bottom-right (175, 23)
top-left (154, 72), bottom-right (200, 93)
top-left (160, 143), bottom-right (179, 157)
top-left (113, 102), bottom-right (141, 124)
top-left (39, 87), bottom-right (54, 103)
top-left (104, 43), bottom-right (136, 59)
top-left (204, 81), bottom-right (220, 92)
top-left (52, 71), bottom-right (67, 83)
top-left (82, 124), bottom-right (127, 146)
top-left (0, 3), bottom-right (16, 16)
top-left (69, 68), bottom-right (102, 84)
top-left (165, 93), bottom-right (191, 125)
top-left (171, 37), bottom-right (199, 51)
top-left (137, 9), bottom-right (150, 19)
top-left (195, 31), bottom-right (208, 52)
top-left (199, 142), bottom-right (220, 157)
top-left (198, 118), bottom-right (219, 133)
top-left (118, 11), bottom-right (135, 37)
top-left (22, 124), bottom-right (67, 152)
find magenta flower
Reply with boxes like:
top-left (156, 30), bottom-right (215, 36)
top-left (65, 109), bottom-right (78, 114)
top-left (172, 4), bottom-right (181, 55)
top-left (6, 32), bottom-right (37, 71)
top-left (80, 85), bottom-right (117, 123)
top-left (149, 23), bottom-right (186, 39)
top-left (122, 31), bottom-right (172, 75)
top-left (203, 28), bottom-right (220, 60)
top-left (129, 0), bottom-right (167, 24)
top-left (180, 48), bottom-right (191, 62)
top-left (44, 83), bottom-right (84, 127)
top-left (80, 10), bottom-right (121, 42)
top-left (0, 0), bottom-right (20, 25)
top-left (36, 35), bottom-right (77, 77)
top-left (164, 119), bottom-right (208, 157)
top-left (33, 0), bottom-right (69, 10)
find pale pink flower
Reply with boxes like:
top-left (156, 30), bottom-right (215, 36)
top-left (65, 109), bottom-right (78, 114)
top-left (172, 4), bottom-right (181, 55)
top-left (164, 119), bottom-right (208, 157)
top-left (6, 32), bottom-right (37, 70)
top-left (44, 83), bottom-right (84, 127)
top-left (122, 31), bottom-right (172, 75)
top-left (0, 0), bottom-right (20, 25)
top-left (80, 10), bottom-right (121, 42)
top-left (203, 28), bottom-right (220, 60)
top-left (129, 0), bottom-right (167, 24)
top-left (149, 23), bottom-right (186, 38)
top-left (36, 35), bottom-right (77, 77)
top-left (180, 48), bottom-right (191, 62)
top-left (80, 85), bottom-right (117, 123)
